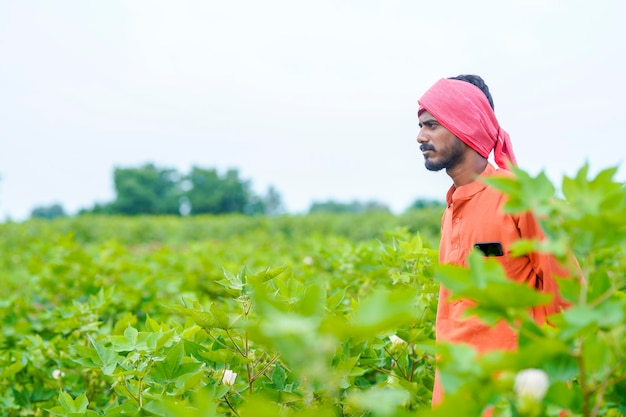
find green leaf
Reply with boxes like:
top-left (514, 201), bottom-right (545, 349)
top-left (248, 265), bottom-right (289, 285)
top-left (57, 392), bottom-right (88, 414)
top-left (583, 333), bottom-right (612, 375)
top-left (151, 341), bottom-right (184, 383)
top-left (240, 395), bottom-right (339, 417)
top-left (483, 168), bottom-right (556, 216)
top-left (435, 252), bottom-right (552, 324)
top-left (124, 325), bottom-right (138, 345)
top-left (216, 268), bottom-right (244, 293)
top-left (347, 386), bottom-right (411, 417)
top-left (563, 300), bottom-right (623, 332)
top-left (111, 312), bottom-right (138, 336)
top-left (145, 315), bottom-right (162, 332)
top-left (543, 353), bottom-right (580, 382)
top-left (562, 164), bottom-right (622, 216)
top-left (170, 304), bottom-right (219, 329)
top-left (345, 286), bottom-right (417, 338)
top-left (211, 384), bottom-right (230, 399)
top-left (436, 344), bottom-right (480, 394)
top-left (327, 287), bottom-right (347, 310)
top-left (88, 336), bottom-right (119, 376)
top-left (271, 364), bottom-right (287, 390)
top-left (544, 380), bottom-right (583, 412)
top-left (58, 392), bottom-right (74, 413)
top-left (210, 302), bottom-right (236, 329)
top-left (296, 280), bottom-right (326, 317)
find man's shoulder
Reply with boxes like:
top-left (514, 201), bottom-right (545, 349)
top-left (477, 165), bottom-right (515, 196)
top-left (477, 166), bottom-right (515, 203)
top-left (482, 163), bottom-right (514, 179)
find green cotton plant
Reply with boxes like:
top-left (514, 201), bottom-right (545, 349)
top-left (0, 283), bottom-right (115, 416)
top-left (171, 266), bottom-right (292, 411)
top-left (488, 164), bottom-right (626, 417)
top-left (236, 231), bottom-right (439, 416)
top-left (148, 231), bottom-right (438, 417)
top-left (47, 392), bottom-right (99, 416)
top-left (419, 163), bottom-right (626, 417)
top-left (0, 211), bottom-right (445, 416)
top-left (69, 318), bottom-right (204, 414)
top-left (173, 265), bottom-right (414, 415)
top-left (16, 185), bottom-right (625, 417)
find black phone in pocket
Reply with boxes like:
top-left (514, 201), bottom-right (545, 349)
top-left (474, 241), bottom-right (504, 257)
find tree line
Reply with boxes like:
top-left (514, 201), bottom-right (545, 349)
top-left (28, 163), bottom-right (445, 219)
top-left (89, 164), bottom-right (284, 217)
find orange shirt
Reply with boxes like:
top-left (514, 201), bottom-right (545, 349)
top-left (432, 163), bottom-right (569, 405)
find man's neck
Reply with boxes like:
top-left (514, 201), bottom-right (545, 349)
top-left (447, 157), bottom-right (488, 187)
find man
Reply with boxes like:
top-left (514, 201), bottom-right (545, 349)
top-left (416, 75), bottom-right (570, 405)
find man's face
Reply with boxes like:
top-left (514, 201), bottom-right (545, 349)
top-left (417, 110), bottom-right (465, 171)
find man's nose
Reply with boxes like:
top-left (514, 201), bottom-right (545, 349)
top-left (416, 129), bottom-right (427, 143)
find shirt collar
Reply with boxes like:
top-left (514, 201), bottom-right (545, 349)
top-left (445, 163), bottom-right (499, 204)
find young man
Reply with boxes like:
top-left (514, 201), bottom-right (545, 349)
top-left (416, 75), bottom-right (570, 405)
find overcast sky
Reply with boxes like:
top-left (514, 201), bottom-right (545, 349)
top-left (1, 0), bottom-right (624, 220)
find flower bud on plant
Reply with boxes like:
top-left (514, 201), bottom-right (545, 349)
top-left (514, 369), bottom-right (549, 400)
top-left (388, 334), bottom-right (406, 356)
top-left (222, 369), bottom-right (237, 386)
top-left (389, 335), bottom-right (405, 345)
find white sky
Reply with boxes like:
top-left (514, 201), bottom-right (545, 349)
top-left (1, 0), bottom-right (625, 220)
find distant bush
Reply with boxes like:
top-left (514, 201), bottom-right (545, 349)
top-left (4, 210), bottom-right (443, 246)
top-left (30, 203), bottom-right (67, 220)
top-left (308, 199), bottom-right (391, 214)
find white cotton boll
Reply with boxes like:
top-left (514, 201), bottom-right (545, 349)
top-left (389, 335), bottom-right (405, 345)
top-left (303, 256), bottom-right (314, 265)
top-left (52, 369), bottom-right (65, 380)
top-left (222, 369), bottom-right (237, 386)
top-left (514, 368), bottom-right (549, 400)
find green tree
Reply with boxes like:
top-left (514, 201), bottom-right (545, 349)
top-left (186, 167), bottom-right (251, 215)
top-left (31, 203), bottom-right (67, 219)
top-left (262, 185), bottom-right (284, 216)
top-left (406, 198), bottom-right (445, 211)
top-left (81, 164), bottom-right (282, 217)
top-left (109, 164), bottom-right (182, 215)
top-left (308, 199), bottom-right (390, 214)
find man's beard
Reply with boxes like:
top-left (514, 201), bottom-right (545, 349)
top-left (424, 140), bottom-right (465, 172)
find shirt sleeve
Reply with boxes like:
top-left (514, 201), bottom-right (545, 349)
top-left (515, 211), bottom-right (575, 322)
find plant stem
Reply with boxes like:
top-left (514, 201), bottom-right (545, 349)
top-left (224, 328), bottom-right (246, 357)
top-left (122, 379), bottom-right (139, 405)
top-left (590, 359), bottom-right (625, 417)
top-left (408, 345), bottom-right (418, 382)
top-left (137, 376), bottom-right (143, 408)
top-left (251, 355), bottom-right (280, 381)
top-left (587, 286), bottom-right (616, 308)
top-left (575, 339), bottom-right (590, 417)
top-left (382, 347), bottom-right (407, 380)
top-left (205, 330), bottom-right (241, 355)
top-left (224, 396), bottom-right (240, 417)
top-left (246, 332), bottom-right (252, 394)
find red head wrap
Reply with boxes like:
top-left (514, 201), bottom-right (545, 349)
top-left (417, 78), bottom-right (517, 168)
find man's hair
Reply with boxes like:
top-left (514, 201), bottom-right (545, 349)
top-left (448, 74), bottom-right (495, 110)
